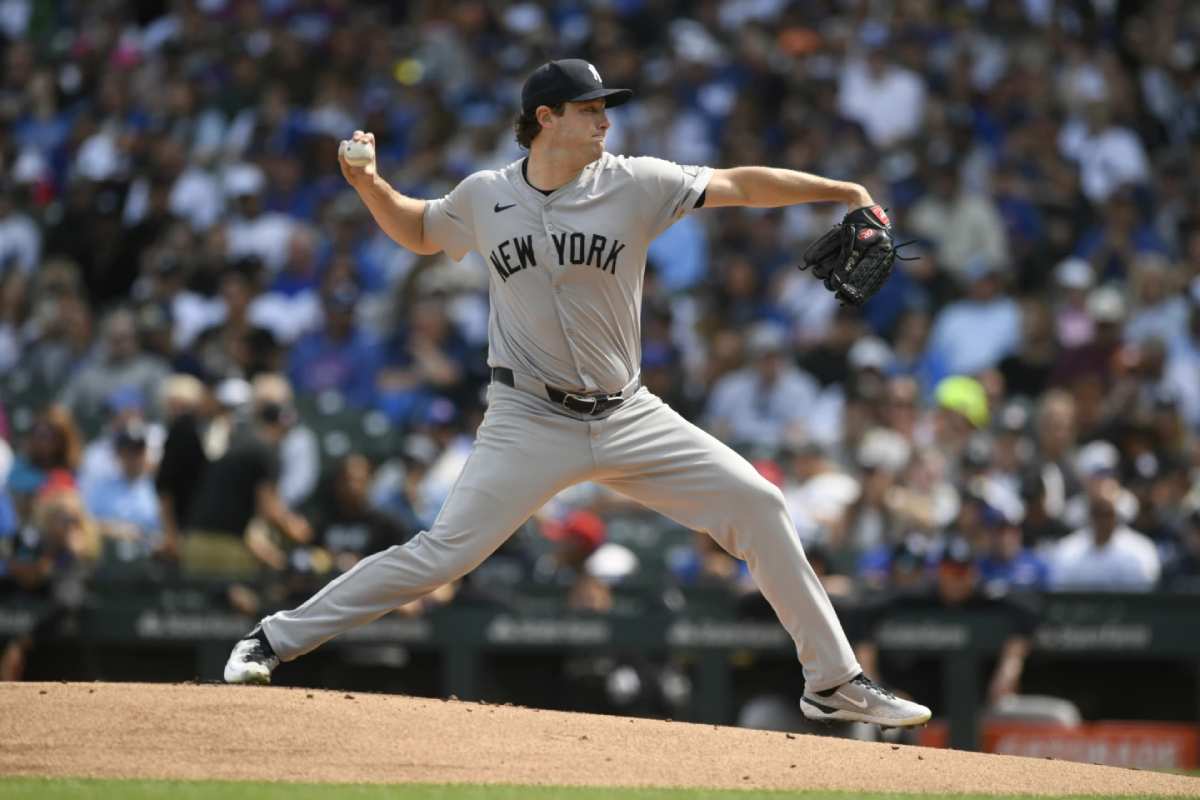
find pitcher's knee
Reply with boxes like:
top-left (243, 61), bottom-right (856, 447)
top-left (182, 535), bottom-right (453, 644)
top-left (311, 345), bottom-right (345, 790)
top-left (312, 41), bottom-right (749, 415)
top-left (734, 476), bottom-right (789, 517)
top-left (712, 475), bottom-right (791, 543)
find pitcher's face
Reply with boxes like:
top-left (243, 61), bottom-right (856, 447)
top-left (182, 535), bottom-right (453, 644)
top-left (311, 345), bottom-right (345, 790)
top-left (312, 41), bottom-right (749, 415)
top-left (543, 98), bottom-right (610, 160)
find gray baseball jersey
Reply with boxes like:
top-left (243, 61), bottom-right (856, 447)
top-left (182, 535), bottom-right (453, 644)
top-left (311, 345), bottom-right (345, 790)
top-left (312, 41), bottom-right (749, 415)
top-left (424, 152), bottom-right (711, 394)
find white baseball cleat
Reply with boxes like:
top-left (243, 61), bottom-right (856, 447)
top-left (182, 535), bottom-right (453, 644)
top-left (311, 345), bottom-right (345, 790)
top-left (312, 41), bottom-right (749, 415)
top-left (800, 673), bottom-right (931, 727)
top-left (223, 626), bottom-right (279, 685)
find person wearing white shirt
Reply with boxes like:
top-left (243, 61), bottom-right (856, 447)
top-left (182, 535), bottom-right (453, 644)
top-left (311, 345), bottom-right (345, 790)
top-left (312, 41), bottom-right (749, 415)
top-left (1123, 255), bottom-right (1191, 347)
top-left (1051, 480), bottom-right (1160, 591)
top-left (908, 166), bottom-right (1010, 281)
top-left (1057, 101), bottom-right (1150, 204)
top-left (223, 164), bottom-right (294, 274)
top-left (0, 189), bottom-right (41, 275)
top-left (837, 50), bottom-right (927, 148)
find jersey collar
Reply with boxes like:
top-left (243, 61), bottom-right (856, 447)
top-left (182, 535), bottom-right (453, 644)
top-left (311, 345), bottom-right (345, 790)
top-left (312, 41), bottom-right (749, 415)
top-left (514, 154), bottom-right (607, 205)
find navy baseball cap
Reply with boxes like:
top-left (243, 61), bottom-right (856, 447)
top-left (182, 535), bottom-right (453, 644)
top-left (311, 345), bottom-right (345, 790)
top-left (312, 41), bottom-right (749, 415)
top-left (521, 59), bottom-right (632, 114)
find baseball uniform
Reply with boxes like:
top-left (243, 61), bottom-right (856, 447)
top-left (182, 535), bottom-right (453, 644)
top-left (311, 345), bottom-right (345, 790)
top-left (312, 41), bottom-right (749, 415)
top-left (259, 151), bottom-right (861, 692)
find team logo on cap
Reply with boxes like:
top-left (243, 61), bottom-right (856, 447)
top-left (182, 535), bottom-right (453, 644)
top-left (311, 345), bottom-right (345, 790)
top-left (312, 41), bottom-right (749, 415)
top-left (587, 63), bottom-right (602, 84)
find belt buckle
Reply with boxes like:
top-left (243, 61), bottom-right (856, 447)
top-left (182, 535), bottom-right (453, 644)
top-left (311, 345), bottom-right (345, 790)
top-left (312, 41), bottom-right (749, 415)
top-left (564, 392), bottom-right (600, 414)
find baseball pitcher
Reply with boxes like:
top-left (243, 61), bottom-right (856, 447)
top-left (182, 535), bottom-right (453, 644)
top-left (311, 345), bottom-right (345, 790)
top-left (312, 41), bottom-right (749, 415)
top-left (225, 59), bottom-right (929, 728)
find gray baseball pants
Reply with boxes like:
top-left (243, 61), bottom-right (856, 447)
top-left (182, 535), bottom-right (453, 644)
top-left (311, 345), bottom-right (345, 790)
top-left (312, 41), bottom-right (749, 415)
top-left (261, 380), bottom-right (860, 691)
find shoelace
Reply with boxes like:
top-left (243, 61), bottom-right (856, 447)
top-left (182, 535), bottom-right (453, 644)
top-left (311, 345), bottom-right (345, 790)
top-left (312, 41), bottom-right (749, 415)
top-left (852, 675), bottom-right (898, 700)
top-left (243, 638), bottom-right (271, 662)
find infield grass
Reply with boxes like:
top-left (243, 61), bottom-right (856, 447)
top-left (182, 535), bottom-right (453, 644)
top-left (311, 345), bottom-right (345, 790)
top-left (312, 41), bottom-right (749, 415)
top-left (0, 778), bottom-right (1177, 799)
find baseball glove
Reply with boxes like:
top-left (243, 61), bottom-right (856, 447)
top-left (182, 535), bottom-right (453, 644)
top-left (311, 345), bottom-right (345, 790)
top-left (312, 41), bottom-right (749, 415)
top-left (800, 205), bottom-right (911, 307)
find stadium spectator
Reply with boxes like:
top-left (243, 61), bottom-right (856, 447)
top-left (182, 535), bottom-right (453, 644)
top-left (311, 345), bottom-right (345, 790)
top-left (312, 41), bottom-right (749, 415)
top-left (926, 262), bottom-right (1021, 377)
top-left (1057, 101), bottom-right (1150, 204)
top-left (0, 260), bottom-right (26, 374)
top-left (535, 510), bottom-right (636, 613)
top-left (58, 307), bottom-right (170, 434)
top-left (189, 261), bottom-right (280, 384)
top-left (927, 376), bottom-right (989, 473)
top-left (1030, 389), bottom-right (1080, 519)
top-left (309, 454), bottom-right (413, 576)
top-left (1164, 302), bottom-right (1200, 429)
top-left (705, 322), bottom-right (818, 450)
top-left (1126, 448), bottom-right (1191, 549)
top-left (886, 309), bottom-right (945, 397)
top-left (1020, 471), bottom-right (1072, 550)
top-left (224, 163), bottom-right (295, 274)
top-left (370, 433), bottom-right (441, 534)
top-left (1061, 440), bottom-right (1138, 530)
top-left (977, 503), bottom-right (1051, 594)
top-left (0, 434), bottom-right (16, 580)
top-left (77, 386), bottom-right (163, 488)
top-left (783, 442), bottom-right (859, 550)
top-left (837, 45), bottom-right (927, 149)
top-left (6, 406), bottom-right (81, 521)
top-left (249, 223), bottom-right (325, 345)
top-left (840, 428), bottom-right (917, 580)
top-left (0, 489), bottom-right (98, 681)
top-left (1051, 258), bottom-right (1096, 349)
top-left (0, 183), bottom-right (40, 276)
top-left (278, 407), bottom-right (320, 512)
top-left (987, 402), bottom-right (1034, 492)
top-left (181, 374), bottom-right (311, 581)
top-left (908, 166), bottom-right (1011, 283)
top-left (1050, 478), bottom-right (1161, 591)
top-left (1124, 254), bottom-right (1190, 346)
top-left (997, 300), bottom-right (1056, 401)
top-left (288, 279), bottom-right (382, 408)
top-left (1072, 191), bottom-right (1167, 283)
top-left (154, 374), bottom-right (209, 562)
top-left (1161, 508), bottom-right (1200, 592)
top-left (20, 260), bottom-right (94, 393)
top-left (701, 253), bottom-right (779, 332)
top-left (639, 300), bottom-right (698, 421)
top-left (879, 375), bottom-right (921, 442)
top-left (413, 397), bottom-right (475, 522)
top-left (80, 421), bottom-right (162, 561)
top-left (668, 523), bottom-right (754, 599)
top-left (376, 295), bottom-right (476, 422)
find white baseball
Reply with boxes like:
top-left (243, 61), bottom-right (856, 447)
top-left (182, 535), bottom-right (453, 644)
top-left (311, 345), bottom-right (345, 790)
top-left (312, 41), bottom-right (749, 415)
top-left (340, 139), bottom-right (375, 167)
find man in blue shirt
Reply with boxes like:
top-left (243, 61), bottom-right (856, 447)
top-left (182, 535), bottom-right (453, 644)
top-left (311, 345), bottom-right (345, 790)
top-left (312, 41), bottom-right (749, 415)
top-left (976, 501), bottom-right (1050, 594)
top-left (287, 281), bottom-right (383, 408)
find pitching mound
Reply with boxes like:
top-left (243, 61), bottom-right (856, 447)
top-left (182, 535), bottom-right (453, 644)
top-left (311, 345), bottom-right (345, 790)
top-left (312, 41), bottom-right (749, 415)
top-left (0, 682), bottom-right (1194, 795)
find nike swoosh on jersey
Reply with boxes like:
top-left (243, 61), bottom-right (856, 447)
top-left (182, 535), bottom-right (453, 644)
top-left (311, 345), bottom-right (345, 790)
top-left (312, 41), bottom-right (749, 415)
top-left (494, 202), bottom-right (516, 213)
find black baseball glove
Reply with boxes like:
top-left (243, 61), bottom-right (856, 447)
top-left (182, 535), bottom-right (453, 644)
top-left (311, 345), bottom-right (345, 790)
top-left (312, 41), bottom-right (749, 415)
top-left (800, 205), bottom-right (910, 307)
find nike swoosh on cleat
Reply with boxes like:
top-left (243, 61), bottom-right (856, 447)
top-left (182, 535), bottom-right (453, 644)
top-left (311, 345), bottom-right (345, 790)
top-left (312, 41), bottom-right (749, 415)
top-left (836, 691), bottom-right (869, 709)
top-left (494, 203), bottom-right (516, 213)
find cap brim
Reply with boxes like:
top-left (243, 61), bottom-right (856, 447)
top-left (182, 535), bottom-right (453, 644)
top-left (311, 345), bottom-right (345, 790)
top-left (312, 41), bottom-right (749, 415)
top-left (570, 87), bottom-right (632, 108)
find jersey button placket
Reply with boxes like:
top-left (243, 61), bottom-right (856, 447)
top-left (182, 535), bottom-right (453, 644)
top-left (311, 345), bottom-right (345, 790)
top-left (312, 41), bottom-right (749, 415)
top-left (544, 213), bottom-right (564, 288)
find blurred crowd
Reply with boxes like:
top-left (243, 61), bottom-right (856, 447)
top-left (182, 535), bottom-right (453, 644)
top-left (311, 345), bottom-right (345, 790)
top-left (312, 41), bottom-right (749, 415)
top-left (3, 0), bottom-right (1200, 684)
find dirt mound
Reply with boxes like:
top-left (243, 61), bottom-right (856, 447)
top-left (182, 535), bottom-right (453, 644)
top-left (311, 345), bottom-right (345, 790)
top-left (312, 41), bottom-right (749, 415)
top-left (0, 682), bottom-right (1195, 795)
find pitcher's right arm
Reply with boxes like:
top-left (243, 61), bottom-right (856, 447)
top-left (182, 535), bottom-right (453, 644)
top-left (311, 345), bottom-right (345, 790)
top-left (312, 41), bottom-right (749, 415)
top-left (339, 130), bottom-right (440, 255)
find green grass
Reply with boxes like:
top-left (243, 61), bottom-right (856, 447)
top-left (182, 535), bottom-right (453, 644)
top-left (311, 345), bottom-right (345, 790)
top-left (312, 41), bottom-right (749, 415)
top-left (0, 778), bottom-right (1181, 800)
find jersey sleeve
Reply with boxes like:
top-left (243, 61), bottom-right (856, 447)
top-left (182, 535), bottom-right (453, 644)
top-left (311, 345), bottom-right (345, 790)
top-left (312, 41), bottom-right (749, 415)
top-left (630, 156), bottom-right (713, 239)
top-left (422, 176), bottom-right (479, 261)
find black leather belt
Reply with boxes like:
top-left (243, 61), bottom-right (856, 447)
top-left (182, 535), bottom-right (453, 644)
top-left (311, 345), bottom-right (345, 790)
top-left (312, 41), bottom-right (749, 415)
top-left (491, 367), bottom-right (627, 415)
